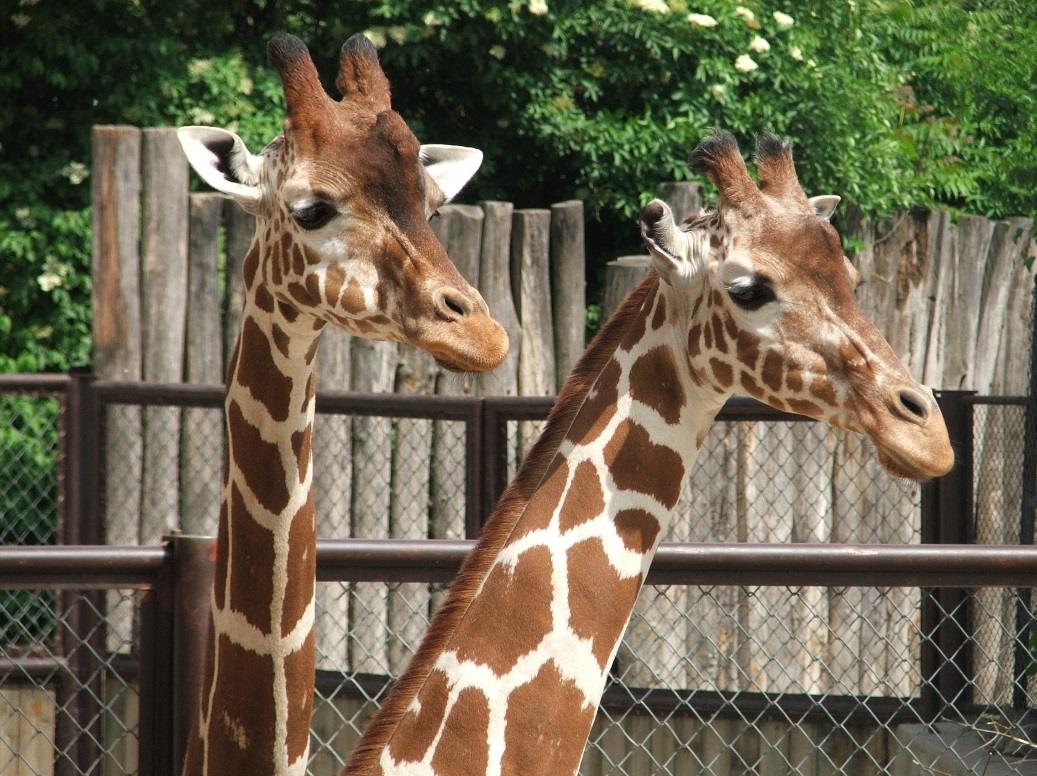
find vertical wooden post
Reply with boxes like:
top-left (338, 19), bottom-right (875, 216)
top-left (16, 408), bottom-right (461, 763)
top-left (657, 181), bottom-right (702, 221)
top-left (140, 127), bottom-right (189, 544)
top-left (91, 126), bottom-right (143, 664)
top-left (430, 206), bottom-right (484, 540)
top-left (550, 200), bottom-right (586, 389)
top-left (181, 193), bottom-right (224, 536)
top-left (477, 202), bottom-right (520, 399)
top-left (600, 256), bottom-right (650, 325)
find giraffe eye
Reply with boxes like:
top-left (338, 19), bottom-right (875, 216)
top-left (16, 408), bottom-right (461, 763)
top-left (291, 201), bottom-right (337, 230)
top-left (727, 281), bottom-right (776, 311)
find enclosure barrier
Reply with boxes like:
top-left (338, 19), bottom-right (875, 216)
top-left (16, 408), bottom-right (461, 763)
top-left (2, 542), bottom-right (1037, 776)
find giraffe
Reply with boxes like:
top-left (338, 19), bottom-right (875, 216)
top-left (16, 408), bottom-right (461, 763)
top-left (174, 32), bottom-right (509, 776)
top-left (342, 130), bottom-right (954, 776)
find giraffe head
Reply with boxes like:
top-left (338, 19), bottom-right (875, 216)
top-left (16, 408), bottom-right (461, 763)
top-left (640, 130), bottom-right (953, 480)
top-left (177, 32), bottom-right (508, 372)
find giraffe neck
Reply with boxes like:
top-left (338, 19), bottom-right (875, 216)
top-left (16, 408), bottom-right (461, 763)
top-left (183, 244), bottom-right (323, 776)
top-left (347, 272), bottom-right (727, 776)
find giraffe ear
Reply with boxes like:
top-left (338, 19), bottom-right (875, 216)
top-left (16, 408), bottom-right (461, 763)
top-left (639, 198), bottom-right (688, 282)
top-left (177, 127), bottom-right (263, 214)
top-left (420, 145), bottom-right (483, 203)
top-left (809, 194), bottom-right (840, 221)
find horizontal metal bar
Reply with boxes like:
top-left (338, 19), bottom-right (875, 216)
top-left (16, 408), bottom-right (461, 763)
top-left (0, 546), bottom-right (167, 588)
top-left (316, 391), bottom-right (480, 420)
top-left (0, 373), bottom-right (72, 393)
top-left (964, 395), bottom-right (1027, 407)
top-left (93, 381), bottom-right (223, 408)
top-left (4, 541), bottom-right (1036, 589)
top-left (315, 540), bottom-right (1037, 587)
top-left (0, 655), bottom-right (71, 681)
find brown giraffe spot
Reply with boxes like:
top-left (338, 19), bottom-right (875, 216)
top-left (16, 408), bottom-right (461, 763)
top-left (558, 461), bottom-right (605, 533)
top-left (228, 482), bottom-right (274, 634)
top-left (305, 273), bottom-right (321, 305)
top-left (566, 359), bottom-right (620, 445)
top-left (723, 311), bottom-right (737, 340)
top-left (710, 232), bottom-right (722, 248)
top-left (287, 282), bottom-right (316, 308)
top-left (761, 350), bottom-right (784, 393)
top-left (690, 295), bottom-right (702, 320)
top-left (711, 314), bottom-right (728, 354)
top-left (787, 398), bottom-right (823, 418)
top-left (512, 457), bottom-right (569, 540)
top-left (501, 661), bottom-right (596, 776)
top-left (284, 629), bottom-right (316, 764)
top-left (431, 688), bottom-right (490, 775)
top-left (567, 538), bottom-right (642, 667)
top-left (629, 346), bottom-right (685, 424)
top-left (325, 265), bottom-right (345, 307)
top-left (388, 669), bottom-right (450, 763)
top-left (702, 318), bottom-right (713, 350)
top-left (291, 243), bottom-right (305, 276)
top-left (290, 427), bottom-right (311, 484)
top-left (270, 242), bottom-right (283, 285)
top-left (254, 285), bottom-right (275, 314)
top-left (710, 358), bottom-right (733, 390)
top-left (619, 298), bottom-right (650, 352)
top-left (651, 294), bottom-right (667, 329)
top-left (769, 395), bottom-right (787, 411)
top-left (687, 324), bottom-right (702, 358)
top-left (236, 317), bottom-right (293, 422)
top-left (282, 497), bottom-right (315, 638)
top-left (740, 372), bottom-right (764, 399)
top-left (228, 400), bottom-right (290, 515)
top-left (603, 420), bottom-right (684, 509)
top-left (341, 280), bottom-right (366, 315)
top-left (277, 301), bottom-right (299, 324)
top-left (303, 244), bottom-right (322, 265)
top-left (367, 313), bottom-right (392, 327)
top-left (614, 509), bottom-right (661, 554)
top-left (786, 366), bottom-right (804, 392)
top-left (208, 635), bottom-right (274, 771)
top-left (453, 546), bottom-right (554, 674)
top-left (810, 378), bottom-right (837, 407)
top-left (735, 330), bottom-right (760, 370)
top-left (214, 501), bottom-right (229, 604)
top-left (304, 341), bottom-right (319, 367)
top-left (270, 323), bottom-right (290, 359)
top-left (243, 245), bottom-right (260, 288)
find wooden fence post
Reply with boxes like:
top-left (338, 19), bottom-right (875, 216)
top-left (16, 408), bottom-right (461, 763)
top-left (91, 126), bottom-right (143, 654)
top-left (477, 202), bottom-right (520, 399)
top-left (550, 200), bottom-right (586, 389)
top-left (657, 181), bottom-right (702, 221)
top-left (600, 256), bottom-right (650, 325)
top-left (222, 204), bottom-right (255, 372)
top-left (181, 192), bottom-right (224, 535)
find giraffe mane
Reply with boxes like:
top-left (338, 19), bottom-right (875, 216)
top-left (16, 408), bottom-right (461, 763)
top-left (344, 271), bottom-right (662, 774)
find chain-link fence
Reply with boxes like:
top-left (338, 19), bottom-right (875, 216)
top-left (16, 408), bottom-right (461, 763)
top-left (0, 376), bottom-right (1033, 775)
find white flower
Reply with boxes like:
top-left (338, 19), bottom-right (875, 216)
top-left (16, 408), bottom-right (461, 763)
top-left (14, 207), bottom-right (32, 226)
top-left (633, 0), bottom-right (670, 14)
top-left (709, 83), bottom-right (727, 101)
top-left (37, 272), bottom-right (61, 292)
top-left (387, 26), bottom-right (408, 45)
top-left (749, 35), bottom-right (770, 53)
top-left (489, 45), bottom-right (506, 60)
top-left (362, 28), bottom-right (388, 48)
top-left (423, 10), bottom-right (445, 27)
top-left (189, 107), bottom-right (216, 125)
top-left (529, 0), bottom-right (549, 15)
top-left (687, 13), bottom-right (718, 27)
top-left (238, 76), bottom-right (253, 95)
top-left (735, 54), bottom-right (759, 73)
top-left (11, 13), bottom-right (30, 27)
top-left (734, 5), bottom-right (761, 28)
top-left (807, 58), bottom-right (817, 68)
top-left (63, 162), bottom-right (88, 185)
top-left (772, 11), bottom-right (794, 29)
top-left (37, 257), bottom-right (69, 293)
top-left (789, 45), bottom-right (803, 61)
top-left (187, 58), bottom-right (211, 77)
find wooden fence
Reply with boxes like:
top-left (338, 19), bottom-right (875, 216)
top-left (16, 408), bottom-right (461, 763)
top-left (80, 125), bottom-right (1036, 773)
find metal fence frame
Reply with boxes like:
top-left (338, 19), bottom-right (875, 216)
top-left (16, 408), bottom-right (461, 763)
top-left (2, 373), bottom-right (1034, 775)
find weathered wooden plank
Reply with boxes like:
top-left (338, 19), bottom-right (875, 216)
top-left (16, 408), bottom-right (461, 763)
top-left (991, 223), bottom-right (1035, 394)
top-left (512, 209), bottom-right (556, 400)
top-left (921, 210), bottom-right (956, 386)
top-left (758, 719), bottom-right (789, 776)
top-left (389, 343), bottom-right (438, 671)
top-left (349, 338), bottom-right (396, 674)
top-left (600, 256), bottom-right (649, 326)
top-left (181, 192), bottom-right (224, 536)
top-left (699, 717), bottom-right (734, 776)
top-left (429, 206), bottom-right (483, 541)
top-left (102, 679), bottom-right (138, 775)
top-left (140, 128), bottom-right (189, 545)
top-left (0, 689), bottom-right (23, 775)
top-left (222, 203), bottom-right (255, 372)
top-left (92, 126), bottom-right (143, 654)
top-left (788, 719), bottom-right (819, 776)
top-left (476, 201), bottom-right (520, 398)
top-left (550, 200), bottom-right (586, 388)
top-left (945, 215), bottom-right (993, 389)
top-left (314, 330), bottom-right (352, 671)
top-left (15, 687), bottom-right (55, 776)
top-left (657, 181), bottom-right (702, 223)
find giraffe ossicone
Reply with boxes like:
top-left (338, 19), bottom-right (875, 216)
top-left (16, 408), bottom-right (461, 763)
top-left (176, 31), bottom-right (508, 776)
top-left (345, 129), bottom-right (953, 776)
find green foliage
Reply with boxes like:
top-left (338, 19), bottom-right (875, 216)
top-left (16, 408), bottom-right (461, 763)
top-left (0, 0), bottom-right (1034, 375)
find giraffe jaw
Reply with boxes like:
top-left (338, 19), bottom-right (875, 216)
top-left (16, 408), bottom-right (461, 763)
top-left (871, 427), bottom-right (955, 481)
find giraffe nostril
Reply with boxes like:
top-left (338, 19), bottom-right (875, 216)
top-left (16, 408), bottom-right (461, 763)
top-left (434, 289), bottom-right (473, 321)
top-left (894, 387), bottom-right (931, 424)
